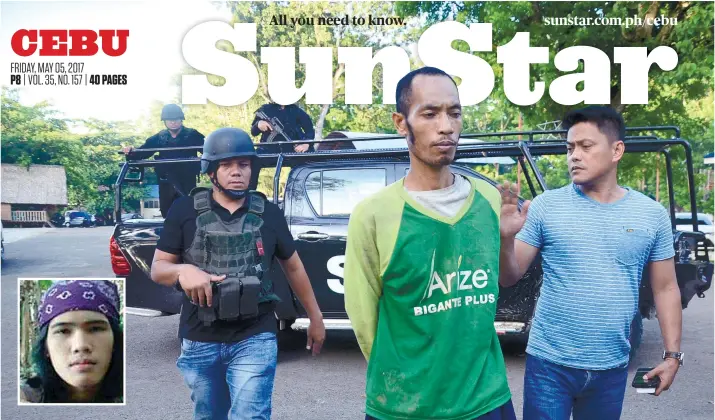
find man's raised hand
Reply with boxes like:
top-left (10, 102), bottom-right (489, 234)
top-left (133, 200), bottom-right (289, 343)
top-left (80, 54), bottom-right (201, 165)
top-left (497, 180), bottom-right (530, 239)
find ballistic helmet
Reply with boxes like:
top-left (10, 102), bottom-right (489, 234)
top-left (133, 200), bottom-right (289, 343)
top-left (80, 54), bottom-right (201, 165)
top-left (201, 128), bottom-right (256, 174)
top-left (161, 104), bottom-right (185, 121)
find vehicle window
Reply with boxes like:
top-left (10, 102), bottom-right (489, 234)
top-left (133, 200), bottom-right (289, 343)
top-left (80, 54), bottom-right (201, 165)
top-left (676, 218), bottom-right (710, 226)
top-left (305, 169), bottom-right (387, 217)
top-left (306, 172), bottom-right (321, 214)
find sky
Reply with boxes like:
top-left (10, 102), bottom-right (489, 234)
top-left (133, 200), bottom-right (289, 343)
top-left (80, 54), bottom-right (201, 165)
top-left (0, 0), bottom-right (232, 123)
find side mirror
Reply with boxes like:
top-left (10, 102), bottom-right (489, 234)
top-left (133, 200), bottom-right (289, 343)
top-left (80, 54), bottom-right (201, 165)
top-left (125, 167), bottom-right (144, 182)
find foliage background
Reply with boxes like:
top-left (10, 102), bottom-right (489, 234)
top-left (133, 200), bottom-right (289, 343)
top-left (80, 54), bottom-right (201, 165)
top-left (1, 1), bottom-right (712, 214)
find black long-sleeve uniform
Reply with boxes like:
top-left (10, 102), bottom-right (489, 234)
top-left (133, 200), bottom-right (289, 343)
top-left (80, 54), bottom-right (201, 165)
top-left (129, 127), bottom-right (204, 217)
top-left (250, 104), bottom-right (315, 152)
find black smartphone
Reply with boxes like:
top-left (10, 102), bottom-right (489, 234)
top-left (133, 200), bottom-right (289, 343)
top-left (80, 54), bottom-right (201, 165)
top-left (631, 367), bottom-right (660, 394)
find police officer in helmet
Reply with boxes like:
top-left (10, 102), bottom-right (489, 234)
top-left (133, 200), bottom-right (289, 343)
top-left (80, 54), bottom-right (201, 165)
top-left (123, 104), bottom-right (205, 218)
top-left (150, 127), bottom-right (326, 420)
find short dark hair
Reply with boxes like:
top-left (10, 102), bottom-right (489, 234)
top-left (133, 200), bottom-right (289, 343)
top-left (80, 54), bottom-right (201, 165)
top-left (28, 319), bottom-right (124, 403)
top-left (395, 66), bottom-right (458, 115)
top-left (562, 105), bottom-right (626, 142)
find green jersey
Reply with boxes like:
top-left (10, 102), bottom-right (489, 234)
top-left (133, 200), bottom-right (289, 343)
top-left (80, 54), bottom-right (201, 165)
top-left (344, 177), bottom-right (511, 420)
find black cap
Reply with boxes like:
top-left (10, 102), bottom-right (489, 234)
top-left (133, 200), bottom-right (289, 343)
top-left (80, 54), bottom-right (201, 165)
top-left (201, 128), bottom-right (256, 174)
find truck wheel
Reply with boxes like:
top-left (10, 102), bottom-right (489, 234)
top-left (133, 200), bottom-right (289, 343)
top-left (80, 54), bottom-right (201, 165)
top-left (629, 312), bottom-right (644, 361)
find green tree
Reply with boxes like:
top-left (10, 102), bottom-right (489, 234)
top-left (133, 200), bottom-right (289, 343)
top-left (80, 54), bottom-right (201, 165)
top-left (1, 88), bottom-right (151, 213)
top-left (1, 88), bottom-right (91, 207)
top-left (225, 1), bottom-right (407, 139)
top-left (397, 1), bottom-right (712, 115)
top-left (397, 1), bottom-right (714, 212)
top-left (78, 119), bottom-right (148, 214)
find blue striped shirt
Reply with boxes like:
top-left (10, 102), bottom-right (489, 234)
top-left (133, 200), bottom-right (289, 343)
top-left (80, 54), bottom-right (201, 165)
top-left (515, 183), bottom-right (675, 370)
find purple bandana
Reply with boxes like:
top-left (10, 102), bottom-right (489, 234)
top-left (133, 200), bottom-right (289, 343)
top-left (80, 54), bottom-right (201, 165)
top-left (37, 280), bottom-right (121, 328)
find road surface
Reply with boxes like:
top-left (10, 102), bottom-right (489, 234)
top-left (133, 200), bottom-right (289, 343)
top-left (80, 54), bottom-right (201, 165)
top-left (1, 227), bottom-right (712, 419)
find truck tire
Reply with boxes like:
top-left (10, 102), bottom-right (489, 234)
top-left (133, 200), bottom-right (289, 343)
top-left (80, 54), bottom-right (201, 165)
top-left (629, 312), bottom-right (644, 361)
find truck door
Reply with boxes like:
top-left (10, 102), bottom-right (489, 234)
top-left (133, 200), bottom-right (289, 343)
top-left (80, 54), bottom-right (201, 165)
top-left (286, 164), bottom-right (394, 317)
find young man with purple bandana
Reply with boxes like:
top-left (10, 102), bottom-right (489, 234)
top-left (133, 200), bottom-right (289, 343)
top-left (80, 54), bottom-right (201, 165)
top-left (21, 280), bottom-right (124, 403)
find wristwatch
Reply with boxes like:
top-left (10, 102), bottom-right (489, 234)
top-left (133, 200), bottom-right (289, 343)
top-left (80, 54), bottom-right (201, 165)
top-left (662, 351), bottom-right (684, 366)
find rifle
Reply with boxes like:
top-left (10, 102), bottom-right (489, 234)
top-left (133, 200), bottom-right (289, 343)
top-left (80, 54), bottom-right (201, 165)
top-left (255, 111), bottom-right (292, 143)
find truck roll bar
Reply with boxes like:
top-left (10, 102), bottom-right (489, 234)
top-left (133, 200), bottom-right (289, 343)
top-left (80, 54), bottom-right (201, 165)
top-left (113, 126), bottom-right (699, 233)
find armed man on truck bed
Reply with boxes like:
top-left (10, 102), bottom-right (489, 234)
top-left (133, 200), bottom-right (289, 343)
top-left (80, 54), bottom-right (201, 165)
top-left (149, 127), bottom-right (325, 420)
top-left (122, 104), bottom-right (204, 218)
top-left (251, 101), bottom-right (315, 153)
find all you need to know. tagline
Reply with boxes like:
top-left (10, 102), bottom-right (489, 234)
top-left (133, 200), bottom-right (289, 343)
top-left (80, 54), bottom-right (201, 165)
top-left (270, 14), bottom-right (407, 27)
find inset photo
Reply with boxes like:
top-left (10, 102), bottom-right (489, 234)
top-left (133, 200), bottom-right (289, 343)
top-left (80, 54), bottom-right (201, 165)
top-left (18, 278), bottom-right (125, 405)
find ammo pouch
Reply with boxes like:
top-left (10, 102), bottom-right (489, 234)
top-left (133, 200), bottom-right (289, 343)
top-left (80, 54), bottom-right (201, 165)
top-left (198, 274), bottom-right (262, 326)
top-left (185, 189), bottom-right (269, 327)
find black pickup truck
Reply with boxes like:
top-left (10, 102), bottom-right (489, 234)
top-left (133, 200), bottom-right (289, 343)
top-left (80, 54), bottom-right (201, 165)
top-left (110, 127), bottom-right (713, 354)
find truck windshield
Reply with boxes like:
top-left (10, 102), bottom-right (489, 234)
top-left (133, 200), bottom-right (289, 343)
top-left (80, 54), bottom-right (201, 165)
top-left (676, 218), bottom-right (712, 226)
top-left (305, 168), bottom-right (387, 217)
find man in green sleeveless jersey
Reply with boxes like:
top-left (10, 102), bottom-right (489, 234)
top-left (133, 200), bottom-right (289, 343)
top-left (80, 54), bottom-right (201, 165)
top-left (344, 67), bottom-right (515, 420)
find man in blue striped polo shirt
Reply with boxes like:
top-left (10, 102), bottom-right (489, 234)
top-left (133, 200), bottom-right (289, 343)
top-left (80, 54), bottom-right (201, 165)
top-left (498, 106), bottom-right (683, 420)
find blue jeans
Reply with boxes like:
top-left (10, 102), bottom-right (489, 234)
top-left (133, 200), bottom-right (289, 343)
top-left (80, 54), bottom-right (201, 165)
top-left (523, 354), bottom-right (628, 420)
top-left (177, 332), bottom-right (278, 420)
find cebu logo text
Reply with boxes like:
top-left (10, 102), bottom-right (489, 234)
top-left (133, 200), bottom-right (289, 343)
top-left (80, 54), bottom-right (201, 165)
top-left (10, 29), bottom-right (130, 57)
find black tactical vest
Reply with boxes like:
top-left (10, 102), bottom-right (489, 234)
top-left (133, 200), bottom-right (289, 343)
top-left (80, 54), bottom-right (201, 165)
top-left (182, 188), bottom-right (277, 325)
